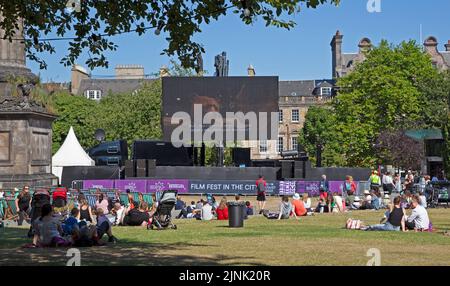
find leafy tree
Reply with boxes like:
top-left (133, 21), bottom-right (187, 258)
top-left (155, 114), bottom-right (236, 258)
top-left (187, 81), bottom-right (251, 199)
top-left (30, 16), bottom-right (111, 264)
top-left (301, 41), bottom-right (449, 168)
top-left (0, 0), bottom-right (339, 70)
top-left (51, 91), bottom-right (97, 154)
top-left (374, 130), bottom-right (424, 171)
top-left (332, 40), bottom-right (447, 167)
top-left (298, 106), bottom-right (344, 166)
top-left (91, 80), bottom-right (163, 150)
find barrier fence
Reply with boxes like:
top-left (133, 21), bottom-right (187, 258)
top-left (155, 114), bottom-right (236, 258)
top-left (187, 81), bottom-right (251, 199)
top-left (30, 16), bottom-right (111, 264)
top-left (79, 179), bottom-right (372, 196)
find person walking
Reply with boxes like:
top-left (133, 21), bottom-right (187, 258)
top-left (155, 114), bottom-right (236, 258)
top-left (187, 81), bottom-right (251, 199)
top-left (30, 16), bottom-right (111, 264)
top-left (256, 175), bottom-right (267, 214)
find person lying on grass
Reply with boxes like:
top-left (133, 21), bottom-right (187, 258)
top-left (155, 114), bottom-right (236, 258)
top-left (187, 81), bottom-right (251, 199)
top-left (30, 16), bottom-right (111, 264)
top-left (32, 203), bottom-right (71, 247)
top-left (122, 202), bottom-right (151, 227)
top-left (361, 196), bottom-right (406, 232)
top-left (263, 196), bottom-right (299, 220)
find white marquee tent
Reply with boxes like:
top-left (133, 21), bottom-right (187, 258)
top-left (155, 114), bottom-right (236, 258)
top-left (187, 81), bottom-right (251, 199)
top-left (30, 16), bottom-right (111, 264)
top-left (52, 126), bottom-right (95, 182)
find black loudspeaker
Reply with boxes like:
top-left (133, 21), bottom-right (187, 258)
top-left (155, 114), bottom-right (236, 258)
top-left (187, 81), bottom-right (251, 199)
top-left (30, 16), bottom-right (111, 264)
top-left (124, 160), bottom-right (135, 178)
top-left (252, 160), bottom-right (277, 167)
top-left (294, 160), bottom-right (305, 179)
top-left (147, 159), bottom-right (156, 177)
top-left (280, 161), bottom-right (294, 179)
top-left (136, 159), bottom-right (147, 177)
top-left (232, 148), bottom-right (251, 167)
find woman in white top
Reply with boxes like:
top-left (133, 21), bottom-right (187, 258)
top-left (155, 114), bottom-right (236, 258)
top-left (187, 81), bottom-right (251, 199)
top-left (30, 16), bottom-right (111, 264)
top-left (302, 193), bottom-right (312, 212)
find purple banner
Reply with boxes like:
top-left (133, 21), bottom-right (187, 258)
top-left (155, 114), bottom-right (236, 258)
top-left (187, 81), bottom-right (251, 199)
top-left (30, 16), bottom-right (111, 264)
top-left (83, 180), bottom-right (114, 190)
top-left (329, 181), bottom-right (344, 195)
top-left (147, 179), bottom-right (189, 193)
top-left (278, 181), bottom-right (297, 196)
top-left (297, 181), bottom-right (320, 196)
top-left (114, 180), bottom-right (147, 192)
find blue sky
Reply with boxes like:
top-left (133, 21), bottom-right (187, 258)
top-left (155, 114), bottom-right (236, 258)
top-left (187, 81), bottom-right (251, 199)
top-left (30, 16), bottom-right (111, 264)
top-left (29, 0), bottom-right (450, 82)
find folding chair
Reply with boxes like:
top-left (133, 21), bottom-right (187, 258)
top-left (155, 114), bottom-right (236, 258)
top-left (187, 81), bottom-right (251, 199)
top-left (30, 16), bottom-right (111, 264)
top-left (5, 198), bottom-right (18, 219)
top-left (85, 194), bottom-right (98, 208)
top-left (131, 191), bottom-right (140, 203)
top-left (155, 191), bottom-right (162, 202)
top-left (142, 193), bottom-right (153, 207)
top-left (119, 193), bottom-right (129, 207)
top-left (0, 198), bottom-right (5, 219)
top-left (105, 191), bottom-right (116, 200)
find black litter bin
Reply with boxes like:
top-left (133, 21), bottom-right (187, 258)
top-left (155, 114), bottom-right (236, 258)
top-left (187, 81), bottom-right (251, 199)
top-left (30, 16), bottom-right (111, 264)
top-left (227, 202), bottom-right (245, 228)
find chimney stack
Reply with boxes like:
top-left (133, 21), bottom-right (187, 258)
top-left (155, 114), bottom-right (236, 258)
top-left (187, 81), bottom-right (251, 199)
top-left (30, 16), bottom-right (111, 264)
top-left (247, 65), bottom-right (255, 76)
top-left (331, 30), bottom-right (343, 79)
top-left (115, 65), bottom-right (145, 79)
top-left (71, 65), bottom-right (89, 95)
top-left (445, 40), bottom-right (450, 52)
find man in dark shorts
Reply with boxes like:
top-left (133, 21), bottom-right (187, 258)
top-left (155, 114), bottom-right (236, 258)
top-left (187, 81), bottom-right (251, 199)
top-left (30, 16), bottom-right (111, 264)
top-left (256, 175), bottom-right (267, 214)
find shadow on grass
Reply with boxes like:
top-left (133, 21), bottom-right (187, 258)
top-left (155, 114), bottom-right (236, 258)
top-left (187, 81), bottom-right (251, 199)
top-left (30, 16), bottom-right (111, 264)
top-left (0, 227), bottom-right (265, 266)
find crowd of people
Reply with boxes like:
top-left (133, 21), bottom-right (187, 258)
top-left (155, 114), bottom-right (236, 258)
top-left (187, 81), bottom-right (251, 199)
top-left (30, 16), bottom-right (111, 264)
top-left (175, 195), bottom-right (254, 221)
top-left (0, 169), bottom-right (445, 246)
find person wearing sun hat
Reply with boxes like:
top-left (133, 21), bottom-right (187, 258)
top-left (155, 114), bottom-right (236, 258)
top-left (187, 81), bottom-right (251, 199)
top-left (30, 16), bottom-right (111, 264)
top-left (361, 190), bottom-right (373, 210)
top-left (383, 194), bottom-right (391, 208)
top-left (351, 196), bottom-right (362, 210)
top-left (291, 193), bottom-right (307, 217)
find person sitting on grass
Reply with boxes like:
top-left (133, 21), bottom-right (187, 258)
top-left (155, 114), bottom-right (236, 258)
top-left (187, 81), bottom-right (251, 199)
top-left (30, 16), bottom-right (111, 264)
top-left (32, 204), bottom-right (70, 247)
top-left (215, 199), bottom-right (229, 220)
top-left (332, 192), bottom-right (344, 213)
top-left (315, 197), bottom-right (328, 213)
top-left (263, 196), bottom-right (298, 220)
top-left (292, 193), bottom-right (307, 217)
top-left (176, 201), bottom-right (197, 219)
top-left (371, 190), bottom-right (382, 210)
top-left (62, 208), bottom-right (80, 236)
top-left (77, 194), bottom-right (94, 224)
top-left (96, 208), bottom-right (118, 243)
top-left (123, 202), bottom-right (151, 227)
top-left (245, 201), bottom-right (254, 216)
top-left (351, 196), bottom-right (362, 210)
top-left (362, 196), bottom-right (406, 232)
top-left (194, 200), bottom-right (213, 221)
top-left (96, 193), bottom-right (109, 215)
top-left (405, 195), bottom-right (430, 232)
top-left (111, 202), bottom-right (125, 226)
top-left (302, 193), bottom-right (313, 213)
top-left (361, 190), bottom-right (373, 210)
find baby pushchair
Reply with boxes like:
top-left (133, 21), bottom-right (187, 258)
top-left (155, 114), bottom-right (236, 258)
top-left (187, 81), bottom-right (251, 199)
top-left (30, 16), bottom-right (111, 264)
top-left (148, 190), bottom-right (177, 230)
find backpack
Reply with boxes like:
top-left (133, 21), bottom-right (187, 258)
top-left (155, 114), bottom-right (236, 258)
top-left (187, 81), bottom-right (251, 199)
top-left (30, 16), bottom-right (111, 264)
top-left (257, 181), bottom-right (266, 194)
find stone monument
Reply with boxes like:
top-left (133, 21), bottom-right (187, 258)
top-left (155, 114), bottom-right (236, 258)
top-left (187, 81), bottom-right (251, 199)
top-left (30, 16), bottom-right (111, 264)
top-left (214, 51), bottom-right (229, 77)
top-left (0, 21), bottom-right (57, 189)
top-left (0, 19), bottom-right (38, 96)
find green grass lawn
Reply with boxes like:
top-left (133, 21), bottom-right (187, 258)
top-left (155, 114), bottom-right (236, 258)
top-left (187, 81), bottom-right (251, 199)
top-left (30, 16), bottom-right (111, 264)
top-left (1, 208), bottom-right (450, 266)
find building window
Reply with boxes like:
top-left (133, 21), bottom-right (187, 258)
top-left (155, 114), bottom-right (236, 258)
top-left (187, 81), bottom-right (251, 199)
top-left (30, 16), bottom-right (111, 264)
top-left (291, 109), bottom-right (299, 122)
top-left (279, 110), bottom-right (283, 123)
top-left (321, 87), bottom-right (332, 96)
top-left (277, 137), bottom-right (284, 153)
top-left (85, 90), bottom-right (102, 100)
top-left (259, 140), bottom-right (268, 153)
top-left (291, 137), bottom-right (298, 151)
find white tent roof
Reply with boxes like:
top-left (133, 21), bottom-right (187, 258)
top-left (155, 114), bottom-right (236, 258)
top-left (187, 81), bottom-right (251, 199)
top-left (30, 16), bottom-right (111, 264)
top-left (52, 126), bottom-right (95, 167)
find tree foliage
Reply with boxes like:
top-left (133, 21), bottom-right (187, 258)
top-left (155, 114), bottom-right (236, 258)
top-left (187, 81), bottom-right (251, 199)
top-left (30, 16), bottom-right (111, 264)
top-left (300, 40), bottom-right (450, 169)
top-left (0, 0), bottom-right (339, 70)
top-left (50, 80), bottom-right (162, 154)
top-left (374, 130), bottom-right (424, 171)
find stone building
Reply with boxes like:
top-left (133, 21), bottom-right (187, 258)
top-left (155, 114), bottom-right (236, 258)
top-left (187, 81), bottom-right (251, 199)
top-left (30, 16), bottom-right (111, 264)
top-left (248, 80), bottom-right (333, 160)
top-left (331, 30), bottom-right (450, 79)
top-left (71, 64), bottom-right (155, 100)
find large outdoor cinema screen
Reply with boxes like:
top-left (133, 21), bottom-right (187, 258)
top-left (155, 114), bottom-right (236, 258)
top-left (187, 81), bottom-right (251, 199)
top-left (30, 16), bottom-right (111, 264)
top-left (162, 76), bottom-right (279, 144)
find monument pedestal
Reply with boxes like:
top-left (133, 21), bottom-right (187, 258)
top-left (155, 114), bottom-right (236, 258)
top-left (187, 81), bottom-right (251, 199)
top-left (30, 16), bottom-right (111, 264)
top-left (0, 97), bottom-right (57, 189)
